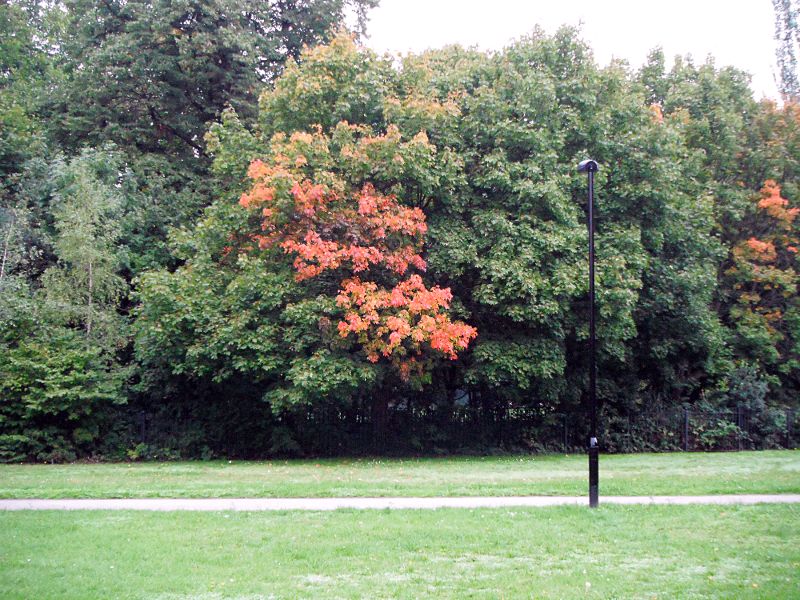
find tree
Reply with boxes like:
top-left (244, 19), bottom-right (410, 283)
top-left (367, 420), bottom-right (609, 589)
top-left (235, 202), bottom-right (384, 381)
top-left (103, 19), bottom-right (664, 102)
top-left (237, 128), bottom-right (477, 379)
top-left (0, 148), bottom-right (130, 463)
top-left (774, 0), bottom-right (800, 100)
top-left (0, 1), bottom-right (53, 279)
top-left (390, 31), bottom-right (728, 413)
top-left (52, 0), bottom-right (378, 162)
top-left (724, 180), bottom-right (800, 398)
top-left (5, 17), bottom-right (796, 458)
top-left (137, 121), bottom-right (476, 428)
top-left (42, 148), bottom-right (128, 344)
top-left (44, 0), bottom-right (378, 275)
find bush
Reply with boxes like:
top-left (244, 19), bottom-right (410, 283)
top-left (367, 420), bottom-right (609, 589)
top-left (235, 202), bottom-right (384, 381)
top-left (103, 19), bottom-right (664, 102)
top-left (0, 333), bottom-right (125, 462)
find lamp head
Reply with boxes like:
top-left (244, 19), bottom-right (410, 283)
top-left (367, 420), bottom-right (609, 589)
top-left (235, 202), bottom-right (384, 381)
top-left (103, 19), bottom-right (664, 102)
top-left (578, 159), bottom-right (599, 173)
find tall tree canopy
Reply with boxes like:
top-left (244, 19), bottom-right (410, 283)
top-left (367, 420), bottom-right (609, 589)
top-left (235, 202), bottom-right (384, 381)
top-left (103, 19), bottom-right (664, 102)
top-left (51, 0), bottom-right (377, 161)
top-left (137, 117), bottom-right (476, 419)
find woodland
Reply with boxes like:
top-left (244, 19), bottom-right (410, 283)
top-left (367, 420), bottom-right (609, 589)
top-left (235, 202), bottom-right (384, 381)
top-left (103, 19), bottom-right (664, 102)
top-left (1, 0), bottom-right (799, 460)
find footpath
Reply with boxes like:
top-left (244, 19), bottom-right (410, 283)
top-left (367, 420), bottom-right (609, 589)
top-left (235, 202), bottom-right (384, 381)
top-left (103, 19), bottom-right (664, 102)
top-left (1, 494), bottom-right (799, 511)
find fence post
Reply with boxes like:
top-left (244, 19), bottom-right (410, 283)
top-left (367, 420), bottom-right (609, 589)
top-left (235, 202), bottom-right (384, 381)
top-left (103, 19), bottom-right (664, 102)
top-left (788, 409), bottom-right (794, 449)
top-left (137, 411), bottom-right (147, 444)
top-left (737, 403), bottom-right (744, 451)
top-left (683, 408), bottom-right (689, 452)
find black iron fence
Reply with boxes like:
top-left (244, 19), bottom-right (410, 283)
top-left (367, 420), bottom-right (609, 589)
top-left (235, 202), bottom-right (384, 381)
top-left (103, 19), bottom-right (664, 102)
top-left (599, 405), bottom-right (798, 454)
top-left (133, 401), bottom-right (799, 458)
top-left (318, 404), bottom-right (800, 456)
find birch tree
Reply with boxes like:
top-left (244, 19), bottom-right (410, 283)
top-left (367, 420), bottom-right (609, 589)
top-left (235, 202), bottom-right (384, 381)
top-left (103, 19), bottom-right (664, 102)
top-left (42, 148), bottom-right (126, 345)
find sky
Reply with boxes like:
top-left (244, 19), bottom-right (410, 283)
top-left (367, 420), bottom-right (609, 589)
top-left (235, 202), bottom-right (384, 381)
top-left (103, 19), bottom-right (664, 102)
top-left (363, 0), bottom-right (780, 100)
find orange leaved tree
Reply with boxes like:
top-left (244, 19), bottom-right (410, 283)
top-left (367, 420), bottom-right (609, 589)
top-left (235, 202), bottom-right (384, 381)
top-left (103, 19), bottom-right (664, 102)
top-left (234, 127), bottom-right (477, 418)
top-left (726, 180), bottom-right (800, 376)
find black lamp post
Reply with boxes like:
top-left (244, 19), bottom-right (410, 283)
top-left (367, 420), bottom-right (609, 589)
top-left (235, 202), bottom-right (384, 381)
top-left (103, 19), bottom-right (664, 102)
top-left (578, 158), bottom-right (599, 508)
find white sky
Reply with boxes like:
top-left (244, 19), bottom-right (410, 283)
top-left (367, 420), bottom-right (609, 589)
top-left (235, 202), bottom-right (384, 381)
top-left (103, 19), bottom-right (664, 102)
top-left (363, 0), bottom-right (780, 100)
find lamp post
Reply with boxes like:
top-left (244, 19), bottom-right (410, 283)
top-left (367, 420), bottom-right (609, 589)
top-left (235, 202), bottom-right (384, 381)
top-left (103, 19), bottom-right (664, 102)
top-left (578, 158), bottom-right (599, 508)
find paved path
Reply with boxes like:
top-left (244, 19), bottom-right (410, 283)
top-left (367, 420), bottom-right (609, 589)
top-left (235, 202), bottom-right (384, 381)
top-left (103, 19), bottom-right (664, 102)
top-left (1, 494), bottom-right (799, 511)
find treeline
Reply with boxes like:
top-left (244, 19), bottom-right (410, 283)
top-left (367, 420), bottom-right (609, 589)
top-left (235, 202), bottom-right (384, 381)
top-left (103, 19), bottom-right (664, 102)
top-left (1, 1), bottom-right (798, 461)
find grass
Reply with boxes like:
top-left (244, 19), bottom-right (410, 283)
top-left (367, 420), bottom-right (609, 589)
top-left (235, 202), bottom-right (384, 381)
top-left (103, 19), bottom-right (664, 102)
top-left (0, 450), bottom-right (798, 499)
top-left (0, 505), bottom-right (797, 598)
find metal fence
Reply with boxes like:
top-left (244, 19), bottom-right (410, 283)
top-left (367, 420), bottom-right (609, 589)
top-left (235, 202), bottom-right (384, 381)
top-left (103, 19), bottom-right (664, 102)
top-left (598, 405), bottom-right (798, 454)
top-left (289, 403), bottom-right (800, 456)
top-left (134, 401), bottom-right (799, 458)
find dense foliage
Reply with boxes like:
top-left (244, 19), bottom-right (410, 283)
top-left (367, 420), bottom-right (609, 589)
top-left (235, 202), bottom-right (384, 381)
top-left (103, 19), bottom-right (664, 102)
top-left (1, 1), bottom-right (799, 460)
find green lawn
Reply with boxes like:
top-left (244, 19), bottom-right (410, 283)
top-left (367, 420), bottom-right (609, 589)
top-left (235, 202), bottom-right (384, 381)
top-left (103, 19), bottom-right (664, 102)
top-left (1, 450), bottom-right (798, 499)
top-left (0, 505), bottom-right (797, 599)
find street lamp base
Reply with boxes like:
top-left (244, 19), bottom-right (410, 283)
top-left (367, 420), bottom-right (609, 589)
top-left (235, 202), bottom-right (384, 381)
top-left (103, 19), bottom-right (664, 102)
top-left (589, 445), bottom-right (599, 507)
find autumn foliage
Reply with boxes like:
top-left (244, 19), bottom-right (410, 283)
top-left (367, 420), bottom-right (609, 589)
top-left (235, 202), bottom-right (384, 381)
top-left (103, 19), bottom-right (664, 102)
top-left (236, 129), bottom-right (477, 379)
top-left (727, 180), bottom-right (799, 350)
top-left (730, 180), bottom-right (798, 269)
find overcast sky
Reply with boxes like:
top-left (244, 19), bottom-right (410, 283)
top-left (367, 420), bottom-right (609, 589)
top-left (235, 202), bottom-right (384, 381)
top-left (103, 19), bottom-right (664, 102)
top-left (363, 0), bottom-right (780, 100)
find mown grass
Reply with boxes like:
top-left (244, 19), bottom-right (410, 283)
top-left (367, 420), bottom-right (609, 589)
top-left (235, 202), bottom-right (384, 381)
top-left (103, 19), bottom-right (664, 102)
top-left (1, 504), bottom-right (798, 599)
top-left (0, 450), bottom-right (798, 499)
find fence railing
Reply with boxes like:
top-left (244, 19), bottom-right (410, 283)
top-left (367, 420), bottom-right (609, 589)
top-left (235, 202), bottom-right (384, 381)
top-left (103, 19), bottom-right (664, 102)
top-left (280, 403), bottom-right (800, 455)
top-left (134, 402), bottom-right (799, 458)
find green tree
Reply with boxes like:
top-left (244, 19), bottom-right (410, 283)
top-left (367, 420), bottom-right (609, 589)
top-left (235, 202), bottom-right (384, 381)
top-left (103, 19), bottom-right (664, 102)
top-left (42, 148), bottom-right (128, 344)
top-left (136, 120), bottom-right (473, 419)
top-left (774, 0), bottom-right (800, 100)
top-left (0, 0), bottom-right (52, 264)
top-left (43, 0), bottom-right (379, 275)
top-left (0, 325), bottom-right (126, 462)
top-left (0, 148), bottom-right (130, 463)
top-left (52, 0), bottom-right (378, 162)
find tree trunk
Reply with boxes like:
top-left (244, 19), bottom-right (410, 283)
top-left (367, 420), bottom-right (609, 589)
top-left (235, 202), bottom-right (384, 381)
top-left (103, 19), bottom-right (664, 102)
top-left (86, 260), bottom-right (93, 336)
top-left (0, 215), bottom-right (13, 283)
